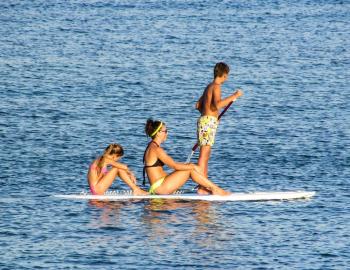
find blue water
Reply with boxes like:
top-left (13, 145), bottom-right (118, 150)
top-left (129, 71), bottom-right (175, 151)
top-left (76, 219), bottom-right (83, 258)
top-left (1, 0), bottom-right (349, 269)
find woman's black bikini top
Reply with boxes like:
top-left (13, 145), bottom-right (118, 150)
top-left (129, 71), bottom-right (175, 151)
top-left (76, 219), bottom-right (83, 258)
top-left (143, 141), bottom-right (164, 185)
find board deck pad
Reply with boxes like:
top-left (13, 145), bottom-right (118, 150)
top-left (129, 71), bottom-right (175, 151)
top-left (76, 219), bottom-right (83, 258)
top-left (54, 190), bottom-right (315, 202)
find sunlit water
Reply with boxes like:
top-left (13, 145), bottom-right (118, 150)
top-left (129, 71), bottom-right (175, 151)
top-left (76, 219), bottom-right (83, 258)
top-left (1, 1), bottom-right (349, 269)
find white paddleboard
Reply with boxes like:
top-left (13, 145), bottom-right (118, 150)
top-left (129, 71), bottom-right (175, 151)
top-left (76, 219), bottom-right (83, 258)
top-left (54, 191), bottom-right (315, 202)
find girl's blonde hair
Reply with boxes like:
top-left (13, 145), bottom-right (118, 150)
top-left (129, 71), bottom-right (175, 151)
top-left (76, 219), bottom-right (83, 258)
top-left (98, 143), bottom-right (124, 168)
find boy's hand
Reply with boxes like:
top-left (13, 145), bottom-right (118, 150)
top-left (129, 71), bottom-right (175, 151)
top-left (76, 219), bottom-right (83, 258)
top-left (232, 89), bottom-right (243, 101)
top-left (235, 89), bottom-right (243, 97)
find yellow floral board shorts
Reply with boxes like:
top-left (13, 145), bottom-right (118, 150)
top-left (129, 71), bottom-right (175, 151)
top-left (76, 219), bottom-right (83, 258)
top-left (197, 115), bottom-right (219, 146)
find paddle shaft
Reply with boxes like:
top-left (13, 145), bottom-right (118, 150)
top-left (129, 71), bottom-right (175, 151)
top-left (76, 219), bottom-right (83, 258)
top-left (191, 101), bottom-right (233, 152)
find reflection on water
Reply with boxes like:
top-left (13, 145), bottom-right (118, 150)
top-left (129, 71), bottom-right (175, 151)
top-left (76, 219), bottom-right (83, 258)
top-left (143, 199), bottom-right (213, 236)
top-left (86, 198), bottom-right (229, 251)
top-left (87, 200), bottom-right (132, 229)
top-left (88, 199), bottom-right (215, 227)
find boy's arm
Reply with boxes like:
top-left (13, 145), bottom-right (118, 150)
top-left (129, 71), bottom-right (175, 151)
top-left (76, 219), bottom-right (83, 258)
top-left (213, 86), bottom-right (243, 110)
top-left (195, 95), bottom-right (203, 111)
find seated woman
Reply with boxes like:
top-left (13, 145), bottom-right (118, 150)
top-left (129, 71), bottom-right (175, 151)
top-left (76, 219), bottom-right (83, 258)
top-left (143, 119), bottom-right (230, 195)
top-left (88, 143), bottom-right (148, 195)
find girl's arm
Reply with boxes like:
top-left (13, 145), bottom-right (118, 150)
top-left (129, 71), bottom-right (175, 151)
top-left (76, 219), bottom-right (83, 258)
top-left (106, 159), bottom-right (128, 171)
top-left (157, 147), bottom-right (195, 171)
top-left (106, 159), bottom-right (136, 183)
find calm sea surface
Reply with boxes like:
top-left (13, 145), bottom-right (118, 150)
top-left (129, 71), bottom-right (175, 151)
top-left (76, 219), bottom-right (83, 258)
top-left (0, 1), bottom-right (349, 269)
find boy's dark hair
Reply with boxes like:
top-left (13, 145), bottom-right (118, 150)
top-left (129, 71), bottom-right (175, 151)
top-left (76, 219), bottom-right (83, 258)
top-left (214, 62), bottom-right (230, 78)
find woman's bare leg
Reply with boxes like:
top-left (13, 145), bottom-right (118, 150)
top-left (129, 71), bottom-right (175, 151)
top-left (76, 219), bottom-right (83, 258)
top-left (155, 170), bottom-right (192, 194)
top-left (155, 168), bottom-right (230, 195)
top-left (189, 168), bottom-right (230, 195)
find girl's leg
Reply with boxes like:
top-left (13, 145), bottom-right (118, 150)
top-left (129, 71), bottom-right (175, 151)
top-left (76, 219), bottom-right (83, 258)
top-left (94, 168), bottom-right (119, 194)
top-left (117, 169), bottom-right (148, 195)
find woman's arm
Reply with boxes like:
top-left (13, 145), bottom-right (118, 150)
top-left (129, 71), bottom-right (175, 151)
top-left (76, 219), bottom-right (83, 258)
top-left (157, 147), bottom-right (195, 171)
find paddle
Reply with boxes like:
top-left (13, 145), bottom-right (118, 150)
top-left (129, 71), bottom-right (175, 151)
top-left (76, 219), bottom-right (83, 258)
top-left (186, 101), bottom-right (234, 163)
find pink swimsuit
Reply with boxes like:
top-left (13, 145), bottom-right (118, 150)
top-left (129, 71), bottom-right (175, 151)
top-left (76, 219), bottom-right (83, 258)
top-left (89, 164), bottom-right (108, 195)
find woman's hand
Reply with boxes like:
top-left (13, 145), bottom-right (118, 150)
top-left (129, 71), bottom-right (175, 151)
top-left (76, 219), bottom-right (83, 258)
top-left (193, 164), bottom-right (204, 175)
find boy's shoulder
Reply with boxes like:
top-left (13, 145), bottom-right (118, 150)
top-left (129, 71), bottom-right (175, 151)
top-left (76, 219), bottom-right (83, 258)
top-left (201, 82), bottom-right (220, 98)
top-left (207, 81), bottom-right (221, 89)
top-left (209, 82), bottom-right (221, 92)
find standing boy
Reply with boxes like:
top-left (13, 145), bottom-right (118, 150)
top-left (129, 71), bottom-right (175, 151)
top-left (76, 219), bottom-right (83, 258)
top-left (195, 62), bottom-right (243, 193)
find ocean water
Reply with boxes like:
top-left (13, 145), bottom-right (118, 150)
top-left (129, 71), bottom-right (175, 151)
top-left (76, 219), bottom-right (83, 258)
top-left (0, 0), bottom-right (349, 269)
